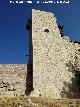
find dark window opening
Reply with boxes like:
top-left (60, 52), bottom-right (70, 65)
top-left (78, 49), bottom-right (80, 52)
top-left (44, 29), bottom-right (49, 33)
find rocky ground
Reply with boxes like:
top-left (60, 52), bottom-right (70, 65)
top-left (0, 96), bottom-right (80, 107)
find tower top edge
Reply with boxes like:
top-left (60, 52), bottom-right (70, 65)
top-left (32, 9), bottom-right (55, 17)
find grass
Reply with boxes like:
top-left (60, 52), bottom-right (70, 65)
top-left (0, 96), bottom-right (80, 107)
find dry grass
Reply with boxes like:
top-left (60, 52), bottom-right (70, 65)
top-left (0, 96), bottom-right (80, 107)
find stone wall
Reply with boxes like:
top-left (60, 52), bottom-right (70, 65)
top-left (31, 9), bottom-right (80, 98)
top-left (0, 9), bottom-right (80, 99)
top-left (0, 64), bottom-right (27, 96)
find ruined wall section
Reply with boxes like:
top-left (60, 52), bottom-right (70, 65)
top-left (0, 64), bottom-right (27, 96)
top-left (31, 9), bottom-right (76, 98)
top-left (74, 44), bottom-right (80, 71)
top-left (0, 9), bottom-right (80, 98)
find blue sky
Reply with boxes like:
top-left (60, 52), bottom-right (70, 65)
top-left (0, 0), bottom-right (80, 64)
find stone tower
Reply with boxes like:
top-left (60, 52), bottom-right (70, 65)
top-left (30, 9), bottom-right (80, 98)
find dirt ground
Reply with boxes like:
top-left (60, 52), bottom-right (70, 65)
top-left (0, 96), bottom-right (80, 107)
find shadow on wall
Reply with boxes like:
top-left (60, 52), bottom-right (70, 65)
top-left (25, 64), bottom-right (33, 95)
top-left (61, 61), bottom-right (80, 98)
top-left (25, 19), bottom-right (34, 95)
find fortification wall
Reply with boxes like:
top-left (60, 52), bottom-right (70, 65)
top-left (74, 44), bottom-right (80, 71)
top-left (0, 64), bottom-right (27, 96)
top-left (0, 9), bottom-right (80, 99)
top-left (31, 9), bottom-right (80, 98)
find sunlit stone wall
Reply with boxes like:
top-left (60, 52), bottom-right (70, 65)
top-left (0, 64), bottom-right (27, 96)
top-left (31, 9), bottom-right (79, 98)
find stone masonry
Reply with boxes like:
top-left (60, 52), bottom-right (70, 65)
top-left (0, 9), bottom-right (80, 98)
top-left (0, 64), bottom-right (27, 96)
top-left (30, 9), bottom-right (80, 98)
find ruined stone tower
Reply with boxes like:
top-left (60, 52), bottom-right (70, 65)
top-left (0, 9), bottom-right (80, 98)
top-left (30, 9), bottom-right (80, 98)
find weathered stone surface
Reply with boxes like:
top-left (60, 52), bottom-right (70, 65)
top-left (0, 64), bottom-right (27, 96)
top-left (74, 44), bottom-right (80, 71)
top-left (0, 9), bottom-right (80, 98)
top-left (31, 9), bottom-right (80, 98)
